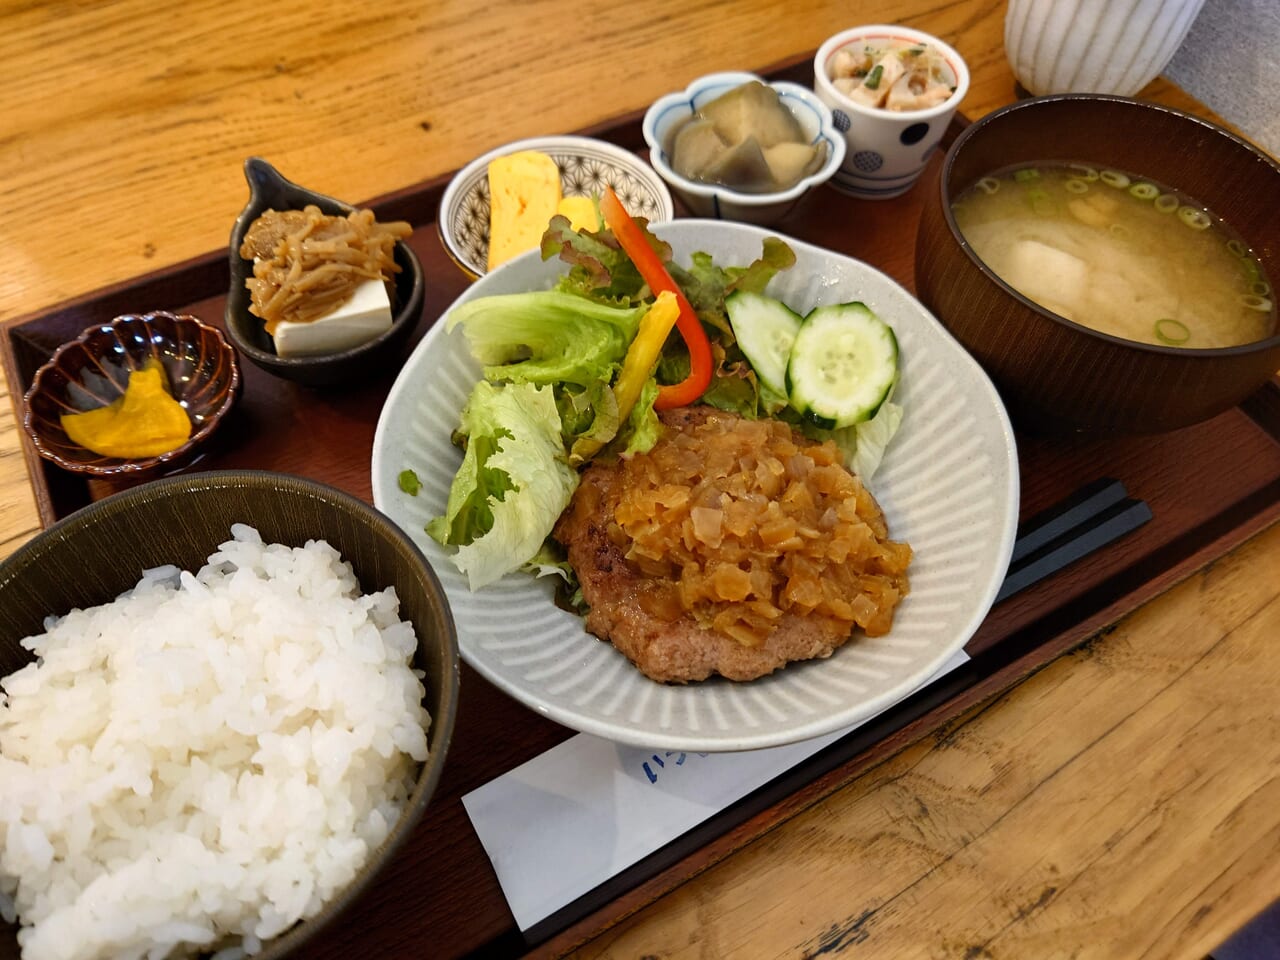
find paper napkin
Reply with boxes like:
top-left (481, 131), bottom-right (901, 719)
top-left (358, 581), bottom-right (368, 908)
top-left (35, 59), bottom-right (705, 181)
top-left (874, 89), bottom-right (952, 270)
top-left (463, 648), bottom-right (969, 931)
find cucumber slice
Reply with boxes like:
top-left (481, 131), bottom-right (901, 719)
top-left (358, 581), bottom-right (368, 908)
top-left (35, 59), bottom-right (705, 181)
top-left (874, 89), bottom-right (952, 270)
top-left (786, 302), bottom-right (898, 429)
top-left (725, 290), bottom-right (803, 398)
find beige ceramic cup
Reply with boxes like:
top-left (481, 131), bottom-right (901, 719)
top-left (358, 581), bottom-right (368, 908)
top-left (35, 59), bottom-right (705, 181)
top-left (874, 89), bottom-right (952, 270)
top-left (1005, 0), bottom-right (1207, 96)
top-left (813, 25), bottom-right (970, 200)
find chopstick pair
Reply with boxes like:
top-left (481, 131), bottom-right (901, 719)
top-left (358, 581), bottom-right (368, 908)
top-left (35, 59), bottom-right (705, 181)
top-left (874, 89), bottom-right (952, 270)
top-left (996, 477), bottom-right (1152, 602)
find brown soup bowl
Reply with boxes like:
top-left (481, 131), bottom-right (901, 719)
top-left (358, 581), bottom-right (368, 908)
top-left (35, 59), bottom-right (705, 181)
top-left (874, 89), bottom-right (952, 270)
top-left (915, 94), bottom-right (1280, 434)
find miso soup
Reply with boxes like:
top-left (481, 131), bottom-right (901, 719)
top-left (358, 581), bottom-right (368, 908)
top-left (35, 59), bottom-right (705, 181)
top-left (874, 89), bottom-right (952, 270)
top-left (952, 163), bottom-right (1275, 348)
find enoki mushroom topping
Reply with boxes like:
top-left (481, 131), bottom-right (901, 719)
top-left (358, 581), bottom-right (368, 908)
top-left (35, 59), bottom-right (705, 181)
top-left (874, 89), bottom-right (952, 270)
top-left (240, 205), bottom-right (412, 334)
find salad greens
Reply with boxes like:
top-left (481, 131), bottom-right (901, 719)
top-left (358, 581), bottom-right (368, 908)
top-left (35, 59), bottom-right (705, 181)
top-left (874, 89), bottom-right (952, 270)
top-left (419, 212), bottom-right (905, 590)
top-left (425, 380), bottom-right (578, 590)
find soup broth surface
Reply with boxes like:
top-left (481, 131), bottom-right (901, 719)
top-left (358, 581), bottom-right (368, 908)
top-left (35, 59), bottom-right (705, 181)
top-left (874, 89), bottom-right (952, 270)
top-left (952, 163), bottom-right (1274, 348)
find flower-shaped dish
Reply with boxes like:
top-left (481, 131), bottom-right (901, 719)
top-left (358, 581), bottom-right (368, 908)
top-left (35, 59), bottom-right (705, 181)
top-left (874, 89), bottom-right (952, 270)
top-left (642, 71), bottom-right (847, 225)
top-left (22, 311), bottom-right (241, 479)
top-left (438, 135), bottom-right (675, 280)
top-left (225, 157), bottom-right (425, 387)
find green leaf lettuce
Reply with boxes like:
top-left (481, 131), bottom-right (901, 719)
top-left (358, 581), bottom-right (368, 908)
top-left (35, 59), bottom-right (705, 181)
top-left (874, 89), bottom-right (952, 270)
top-left (426, 380), bottom-right (579, 590)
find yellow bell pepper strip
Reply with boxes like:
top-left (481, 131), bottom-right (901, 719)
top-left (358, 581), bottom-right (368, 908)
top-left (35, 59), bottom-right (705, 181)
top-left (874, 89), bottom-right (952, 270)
top-left (613, 290), bottom-right (680, 422)
top-left (599, 185), bottom-right (713, 410)
top-left (571, 290), bottom-right (680, 463)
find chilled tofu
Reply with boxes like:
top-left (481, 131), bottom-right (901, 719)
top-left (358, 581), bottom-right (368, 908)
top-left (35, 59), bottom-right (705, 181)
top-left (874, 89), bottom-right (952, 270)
top-left (272, 278), bottom-right (393, 357)
top-left (1002, 239), bottom-right (1087, 316)
top-left (487, 150), bottom-right (562, 271)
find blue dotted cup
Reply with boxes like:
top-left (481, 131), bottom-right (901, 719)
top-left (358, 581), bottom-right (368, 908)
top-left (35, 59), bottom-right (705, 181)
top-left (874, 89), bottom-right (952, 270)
top-left (813, 25), bottom-right (970, 199)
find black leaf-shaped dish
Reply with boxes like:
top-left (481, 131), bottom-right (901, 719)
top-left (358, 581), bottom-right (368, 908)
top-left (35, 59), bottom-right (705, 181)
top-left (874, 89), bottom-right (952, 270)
top-left (225, 157), bottom-right (425, 387)
top-left (23, 311), bottom-right (242, 478)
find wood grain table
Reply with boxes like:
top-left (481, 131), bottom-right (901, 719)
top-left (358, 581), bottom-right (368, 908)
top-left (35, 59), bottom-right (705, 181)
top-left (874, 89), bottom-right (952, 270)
top-left (1, 2), bottom-right (1277, 958)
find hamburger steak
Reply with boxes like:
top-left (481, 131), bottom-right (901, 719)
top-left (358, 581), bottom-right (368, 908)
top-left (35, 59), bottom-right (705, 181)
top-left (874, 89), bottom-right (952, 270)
top-left (553, 407), bottom-right (912, 682)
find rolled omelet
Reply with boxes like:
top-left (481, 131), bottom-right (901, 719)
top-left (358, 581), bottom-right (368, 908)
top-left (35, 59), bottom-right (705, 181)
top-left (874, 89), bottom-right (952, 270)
top-left (487, 151), bottom-right (562, 271)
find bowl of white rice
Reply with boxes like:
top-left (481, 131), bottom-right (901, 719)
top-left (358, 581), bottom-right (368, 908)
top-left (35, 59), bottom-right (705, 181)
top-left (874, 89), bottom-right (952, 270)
top-left (0, 470), bottom-right (459, 960)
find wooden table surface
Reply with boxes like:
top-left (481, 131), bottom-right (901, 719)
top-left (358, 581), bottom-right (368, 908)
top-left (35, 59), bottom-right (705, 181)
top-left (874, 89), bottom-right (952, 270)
top-left (2, 1), bottom-right (1277, 957)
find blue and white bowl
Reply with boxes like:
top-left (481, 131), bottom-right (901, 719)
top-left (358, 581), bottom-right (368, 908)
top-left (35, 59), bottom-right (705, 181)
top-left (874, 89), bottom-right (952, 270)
top-left (439, 135), bottom-right (675, 279)
top-left (813, 25), bottom-right (970, 200)
top-left (642, 71), bottom-right (846, 225)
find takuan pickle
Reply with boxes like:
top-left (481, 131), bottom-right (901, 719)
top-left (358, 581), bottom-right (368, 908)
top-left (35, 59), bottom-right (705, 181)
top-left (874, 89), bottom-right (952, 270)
top-left (60, 359), bottom-right (191, 458)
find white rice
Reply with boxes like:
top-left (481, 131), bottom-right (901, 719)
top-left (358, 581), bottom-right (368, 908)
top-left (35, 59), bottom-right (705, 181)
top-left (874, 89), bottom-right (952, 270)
top-left (0, 524), bottom-right (431, 960)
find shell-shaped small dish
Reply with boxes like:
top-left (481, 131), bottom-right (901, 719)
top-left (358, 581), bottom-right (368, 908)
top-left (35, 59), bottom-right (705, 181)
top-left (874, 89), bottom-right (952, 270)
top-left (438, 135), bottom-right (676, 280)
top-left (23, 311), bottom-right (242, 478)
top-left (225, 157), bottom-right (425, 387)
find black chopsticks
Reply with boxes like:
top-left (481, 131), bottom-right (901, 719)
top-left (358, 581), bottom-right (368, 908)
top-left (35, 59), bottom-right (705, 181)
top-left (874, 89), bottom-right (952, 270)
top-left (996, 478), bottom-right (1152, 603)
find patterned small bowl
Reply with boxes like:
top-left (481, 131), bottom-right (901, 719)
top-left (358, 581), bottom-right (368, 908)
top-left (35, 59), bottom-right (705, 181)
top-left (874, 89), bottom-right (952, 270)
top-left (438, 135), bottom-right (675, 279)
top-left (643, 71), bottom-right (847, 224)
top-left (22, 312), bottom-right (242, 478)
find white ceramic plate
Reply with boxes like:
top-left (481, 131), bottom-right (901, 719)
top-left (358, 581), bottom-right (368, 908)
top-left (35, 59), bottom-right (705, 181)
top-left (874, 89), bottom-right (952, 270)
top-left (372, 220), bottom-right (1018, 751)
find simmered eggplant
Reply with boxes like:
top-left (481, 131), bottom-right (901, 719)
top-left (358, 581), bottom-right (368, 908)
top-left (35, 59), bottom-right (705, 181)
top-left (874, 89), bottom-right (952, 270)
top-left (666, 81), bottom-right (826, 193)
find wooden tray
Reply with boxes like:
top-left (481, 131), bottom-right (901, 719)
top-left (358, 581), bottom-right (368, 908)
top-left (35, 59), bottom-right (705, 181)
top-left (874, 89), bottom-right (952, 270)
top-left (4, 71), bottom-right (1280, 958)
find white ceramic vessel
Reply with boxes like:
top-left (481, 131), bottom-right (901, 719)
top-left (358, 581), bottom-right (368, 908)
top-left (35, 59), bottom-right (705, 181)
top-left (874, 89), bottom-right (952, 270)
top-left (372, 220), bottom-right (1019, 752)
top-left (642, 72), bottom-right (846, 225)
top-left (812, 25), bottom-right (970, 200)
top-left (1004, 0), bottom-right (1207, 96)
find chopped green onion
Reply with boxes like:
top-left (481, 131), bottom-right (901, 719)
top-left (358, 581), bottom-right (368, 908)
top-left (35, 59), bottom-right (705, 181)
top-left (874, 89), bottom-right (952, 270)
top-left (1177, 205), bottom-right (1212, 230)
top-left (1068, 164), bottom-right (1100, 182)
top-left (1064, 179), bottom-right (1090, 195)
top-left (1154, 193), bottom-right (1180, 214)
top-left (864, 64), bottom-right (884, 89)
top-left (1250, 280), bottom-right (1271, 297)
top-left (1241, 257), bottom-right (1262, 282)
top-left (1154, 318), bottom-right (1190, 344)
top-left (1227, 238), bottom-right (1248, 257)
top-left (1129, 182), bottom-right (1159, 200)
top-left (1026, 187), bottom-right (1054, 215)
top-left (398, 469), bottom-right (422, 495)
top-left (976, 176), bottom-right (1000, 195)
top-left (1241, 294), bottom-right (1273, 312)
top-left (1013, 167), bottom-right (1040, 182)
top-left (1100, 169), bottom-right (1130, 189)
top-left (1108, 223), bottom-right (1131, 240)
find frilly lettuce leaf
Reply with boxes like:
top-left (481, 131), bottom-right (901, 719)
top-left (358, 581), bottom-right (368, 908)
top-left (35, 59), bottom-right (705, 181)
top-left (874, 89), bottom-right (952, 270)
top-left (446, 290), bottom-right (645, 387)
top-left (851, 400), bottom-right (904, 481)
top-left (817, 399), bottom-right (904, 483)
top-left (427, 380), bottom-right (578, 591)
top-left (541, 214), bottom-right (655, 305)
top-left (620, 377), bottom-right (662, 456)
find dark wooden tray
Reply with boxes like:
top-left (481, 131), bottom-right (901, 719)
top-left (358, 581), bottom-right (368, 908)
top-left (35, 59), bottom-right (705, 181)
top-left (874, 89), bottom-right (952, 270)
top-left (4, 65), bottom-right (1280, 959)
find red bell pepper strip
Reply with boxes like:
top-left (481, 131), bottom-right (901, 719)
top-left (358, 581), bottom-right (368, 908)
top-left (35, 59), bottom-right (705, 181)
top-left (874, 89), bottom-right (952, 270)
top-left (599, 186), bottom-right (713, 410)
